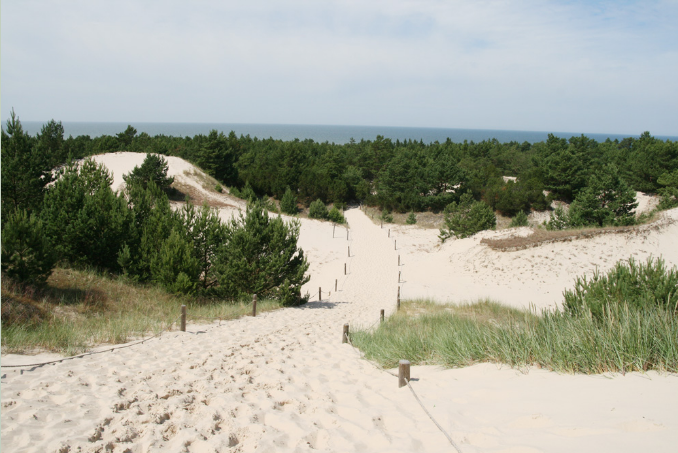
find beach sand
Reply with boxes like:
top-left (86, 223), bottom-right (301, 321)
top-left (2, 153), bottom-right (677, 452)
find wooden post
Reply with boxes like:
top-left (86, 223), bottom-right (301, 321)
top-left (319, 287), bottom-right (322, 301)
top-left (398, 271), bottom-right (401, 283)
top-left (348, 246), bottom-right (350, 257)
top-left (342, 323), bottom-right (349, 344)
top-left (252, 294), bottom-right (257, 317)
top-left (347, 229), bottom-right (349, 240)
top-left (398, 360), bottom-right (410, 388)
top-left (181, 305), bottom-right (186, 332)
top-left (344, 263), bottom-right (347, 275)
top-left (335, 279), bottom-right (337, 292)
top-left (397, 287), bottom-right (401, 311)
top-left (398, 255), bottom-right (400, 266)
top-left (388, 228), bottom-right (390, 238)
top-left (380, 309), bottom-right (385, 323)
top-left (394, 240), bottom-right (397, 250)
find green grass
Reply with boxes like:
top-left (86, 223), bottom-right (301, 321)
top-left (1, 267), bottom-right (281, 355)
top-left (350, 299), bottom-right (678, 374)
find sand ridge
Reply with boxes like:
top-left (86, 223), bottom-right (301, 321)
top-left (2, 153), bottom-right (677, 452)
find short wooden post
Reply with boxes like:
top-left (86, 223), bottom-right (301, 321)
top-left (398, 271), bottom-right (401, 283)
top-left (344, 263), bottom-right (347, 275)
top-left (342, 323), bottom-right (349, 343)
top-left (388, 228), bottom-right (390, 238)
top-left (398, 255), bottom-right (400, 266)
top-left (348, 246), bottom-right (350, 257)
top-left (347, 229), bottom-right (349, 240)
top-left (394, 240), bottom-right (397, 250)
top-left (252, 294), bottom-right (257, 317)
top-left (380, 309), bottom-right (385, 323)
top-left (398, 360), bottom-right (410, 388)
top-left (397, 287), bottom-right (401, 311)
top-left (181, 305), bottom-right (186, 332)
top-left (319, 287), bottom-right (322, 301)
top-left (335, 279), bottom-right (338, 292)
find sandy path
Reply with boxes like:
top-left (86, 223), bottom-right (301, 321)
top-left (1, 209), bottom-right (451, 453)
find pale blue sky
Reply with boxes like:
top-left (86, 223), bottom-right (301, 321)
top-left (2, 0), bottom-right (677, 135)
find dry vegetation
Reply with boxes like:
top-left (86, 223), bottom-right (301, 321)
top-left (1, 267), bottom-right (280, 355)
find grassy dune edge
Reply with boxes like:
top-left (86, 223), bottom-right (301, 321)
top-left (350, 299), bottom-right (678, 374)
top-left (1, 267), bottom-right (281, 355)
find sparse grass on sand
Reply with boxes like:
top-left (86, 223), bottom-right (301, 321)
top-left (350, 299), bottom-right (678, 374)
top-left (1, 267), bottom-right (281, 356)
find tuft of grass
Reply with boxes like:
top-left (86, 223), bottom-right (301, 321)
top-left (1, 267), bottom-right (281, 355)
top-left (350, 299), bottom-right (678, 374)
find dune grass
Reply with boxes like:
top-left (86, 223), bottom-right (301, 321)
top-left (1, 267), bottom-right (281, 356)
top-left (350, 299), bottom-right (678, 374)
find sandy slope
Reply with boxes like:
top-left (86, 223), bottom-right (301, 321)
top-left (2, 153), bottom-right (677, 452)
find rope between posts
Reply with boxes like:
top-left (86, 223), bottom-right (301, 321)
top-left (345, 327), bottom-right (462, 453)
top-left (406, 378), bottom-right (463, 453)
top-left (1, 315), bottom-right (182, 369)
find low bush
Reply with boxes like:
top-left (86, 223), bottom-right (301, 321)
top-left (1, 209), bottom-right (56, 285)
top-left (563, 257), bottom-right (678, 319)
top-left (406, 211), bottom-right (417, 225)
top-left (309, 199), bottom-right (329, 219)
top-left (327, 206), bottom-right (345, 224)
top-left (509, 210), bottom-right (529, 227)
top-left (439, 192), bottom-right (496, 241)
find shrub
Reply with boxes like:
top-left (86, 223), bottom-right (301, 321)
top-left (381, 208), bottom-right (394, 223)
top-left (545, 205), bottom-right (569, 230)
top-left (280, 186), bottom-right (298, 215)
top-left (309, 199), bottom-right (328, 219)
top-left (657, 169), bottom-right (678, 210)
top-left (327, 206), bottom-right (345, 224)
top-left (215, 183), bottom-right (223, 193)
top-left (151, 229), bottom-right (200, 294)
top-left (1, 209), bottom-right (56, 285)
top-left (439, 192), bottom-right (496, 241)
top-left (215, 201), bottom-right (310, 302)
top-left (123, 153), bottom-right (174, 191)
top-left (509, 210), bottom-right (529, 227)
top-left (406, 211), bottom-right (417, 225)
top-left (563, 257), bottom-right (678, 320)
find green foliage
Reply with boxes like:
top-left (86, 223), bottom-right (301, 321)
top-left (215, 183), bottom-right (223, 193)
top-left (327, 206), bottom-right (345, 224)
top-left (657, 169), bottom-right (678, 210)
top-left (545, 205), bottom-right (569, 230)
top-left (215, 201), bottom-right (310, 304)
top-left (1, 209), bottom-right (56, 285)
top-left (439, 192), bottom-right (496, 241)
top-left (350, 298), bottom-right (678, 374)
top-left (1, 110), bottom-right (53, 222)
top-left (568, 164), bottom-right (637, 227)
top-left (380, 208), bottom-right (394, 223)
top-left (178, 202), bottom-right (226, 290)
top-left (41, 159), bottom-right (131, 270)
top-left (122, 153), bottom-right (174, 191)
top-left (509, 210), bottom-right (529, 227)
top-left (406, 211), bottom-right (417, 225)
top-left (151, 229), bottom-right (200, 294)
top-left (564, 257), bottom-right (678, 320)
top-left (308, 199), bottom-right (329, 220)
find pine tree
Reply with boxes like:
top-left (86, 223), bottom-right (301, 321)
top-left (123, 153), bottom-right (174, 191)
top-left (215, 201), bottom-right (309, 304)
top-left (439, 192), bottom-right (496, 241)
top-left (280, 186), bottom-right (298, 215)
top-left (308, 199), bottom-right (328, 219)
top-left (152, 229), bottom-right (200, 294)
top-left (1, 209), bottom-right (56, 285)
top-left (569, 164), bottom-right (638, 227)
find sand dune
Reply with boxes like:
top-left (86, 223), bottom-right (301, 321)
top-left (2, 153), bottom-right (677, 452)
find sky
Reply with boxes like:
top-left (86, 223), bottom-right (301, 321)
top-left (2, 0), bottom-right (677, 135)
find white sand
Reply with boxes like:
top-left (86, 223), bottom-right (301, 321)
top-left (2, 154), bottom-right (677, 452)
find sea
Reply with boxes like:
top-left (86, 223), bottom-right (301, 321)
top-left (18, 121), bottom-right (678, 145)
